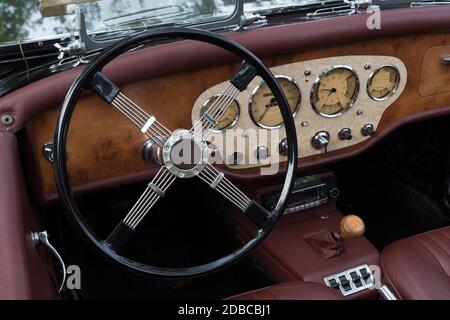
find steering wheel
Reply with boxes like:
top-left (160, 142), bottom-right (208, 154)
top-left (53, 28), bottom-right (298, 278)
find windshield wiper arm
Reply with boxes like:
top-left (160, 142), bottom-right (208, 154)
top-left (249, 0), bottom-right (346, 16)
top-left (244, 0), bottom-right (377, 24)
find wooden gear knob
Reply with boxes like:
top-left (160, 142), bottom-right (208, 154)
top-left (339, 215), bottom-right (365, 240)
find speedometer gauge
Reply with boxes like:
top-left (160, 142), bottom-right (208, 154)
top-left (200, 95), bottom-right (240, 131)
top-left (249, 76), bottom-right (301, 129)
top-left (367, 65), bottom-right (400, 101)
top-left (311, 66), bottom-right (359, 117)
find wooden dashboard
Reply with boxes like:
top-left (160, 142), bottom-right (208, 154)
top-left (25, 31), bottom-right (450, 202)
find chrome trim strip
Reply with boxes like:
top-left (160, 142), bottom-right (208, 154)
top-left (203, 112), bottom-right (218, 127)
top-left (211, 172), bottom-right (225, 189)
top-left (379, 285), bottom-right (398, 300)
top-left (141, 116), bottom-right (156, 133)
top-left (148, 182), bottom-right (165, 198)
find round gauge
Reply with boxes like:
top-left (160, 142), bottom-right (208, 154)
top-left (249, 76), bottom-right (301, 129)
top-left (367, 65), bottom-right (400, 101)
top-left (200, 95), bottom-right (240, 131)
top-left (311, 66), bottom-right (359, 117)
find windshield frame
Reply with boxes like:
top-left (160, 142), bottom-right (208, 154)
top-left (0, 1), bottom-right (244, 47)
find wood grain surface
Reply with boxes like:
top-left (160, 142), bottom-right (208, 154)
top-left (26, 32), bottom-right (450, 200)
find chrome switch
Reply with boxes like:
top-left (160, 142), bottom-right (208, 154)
top-left (338, 128), bottom-right (352, 141)
top-left (278, 138), bottom-right (288, 156)
top-left (311, 131), bottom-right (330, 153)
top-left (361, 124), bottom-right (375, 136)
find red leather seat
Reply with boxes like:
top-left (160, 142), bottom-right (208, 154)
top-left (226, 281), bottom-right (343, 300)
top-left (382, 226), bottom-right (450, 300)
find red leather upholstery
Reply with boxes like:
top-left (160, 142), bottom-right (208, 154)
top-left (254, 212), bottom-right (380, 284)
top-left (226, 281), bottom-right (343, 300)
top-left (381, 226), bottom-right (450, 300)
top-left (0, 132), bottom-right (55, 299)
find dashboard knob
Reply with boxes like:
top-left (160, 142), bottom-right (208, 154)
top-left (278, 138), bottom-right (289, 156)
top-left (338, 128), bottom-right (352, 141)
top-left (256, 146), bottom-right (270, 160)
top-left (42, 142), bottom-right (54, 163)
top-left (361, 124), bottom-right (375, 137)
top-left (311, 131), bottom-right (330, 153)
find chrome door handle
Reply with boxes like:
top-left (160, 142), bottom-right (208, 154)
top-left (31, 231), bottom-right (66, 293)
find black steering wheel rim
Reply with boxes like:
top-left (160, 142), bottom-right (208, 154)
top-left (53, 27), bottom-right (298, 278)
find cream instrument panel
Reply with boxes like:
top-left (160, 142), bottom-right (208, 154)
top-left (191, 56), bottom-right (407, 169)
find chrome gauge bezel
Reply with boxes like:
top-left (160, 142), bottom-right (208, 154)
top-left (310, 65), bottom-right (360, 118)
top-left (248, 75), bottom-right (302, 130)
top-left (200, 94), bottom-right (240, 132)
top-left (366, 64), bottom-right (400, 101)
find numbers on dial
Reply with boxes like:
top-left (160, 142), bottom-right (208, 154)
top-left (367, 65), bottom-right (400, 101)
top-left (311, 66), bottom-right (359, 117)
top-left (249, 76), bottom-right (301, 129)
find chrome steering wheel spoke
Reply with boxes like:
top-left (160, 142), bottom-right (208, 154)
top-left (191, 62), bottom-right (256, 140)
top-left (92, 72), bottom-right (172, 148)
top-left (105, 166), bottom-right (176, 252)
top-left (198, 163), bottom-right (271, 229)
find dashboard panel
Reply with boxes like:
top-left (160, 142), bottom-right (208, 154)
top-left (22, 30), bottom-right (450, 202)
top-left (191, 56), bottom-right (406, 169)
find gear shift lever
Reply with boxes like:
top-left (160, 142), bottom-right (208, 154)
top-left (306, 215), bottom-right (366, 259)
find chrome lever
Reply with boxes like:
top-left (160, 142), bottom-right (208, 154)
top-left (31, 231), bottom-right (66, 293)
top-left (379, 285), bottom-right (398, 300)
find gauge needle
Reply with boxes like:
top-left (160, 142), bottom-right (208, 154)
top-left (259, 107), bottom-right (270, 121)
top-left (259, 98), bottom-right (279, 121)
top-left (321, 88), bottom-right (337, 96)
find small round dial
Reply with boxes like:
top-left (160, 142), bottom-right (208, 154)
top-left (249, 76), bottom-right (301, 129)
top-left (311, 66), bottom-right (359, 117)
top-left (200, 95), bottom-right (240, 131)
top-left (367, 65), bottom-right (400, 100)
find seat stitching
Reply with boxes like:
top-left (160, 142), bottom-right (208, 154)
top-left (423, 235), bottom-right (450, 277)
top-left (439, 231), bottom-right (450, 242)
top-left (428, 233), bottom-right (450, 257)
top-left (411, 226), bottom-right (450, 239)
top-left (414, 236), bottom-right (450, 279)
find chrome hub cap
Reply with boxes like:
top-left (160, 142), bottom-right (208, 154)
top-left (162, 129), bottom-right (209, 178)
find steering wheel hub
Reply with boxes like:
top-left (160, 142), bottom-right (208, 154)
top-left (162, 129), bottom-right (209, 178)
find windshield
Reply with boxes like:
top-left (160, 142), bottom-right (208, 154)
top-left (0, 0), bottom-right (238, 45)
top-left (0, 0), bottom-right (422, 45)
top-left (244, 0), bottom-right (332, 11)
